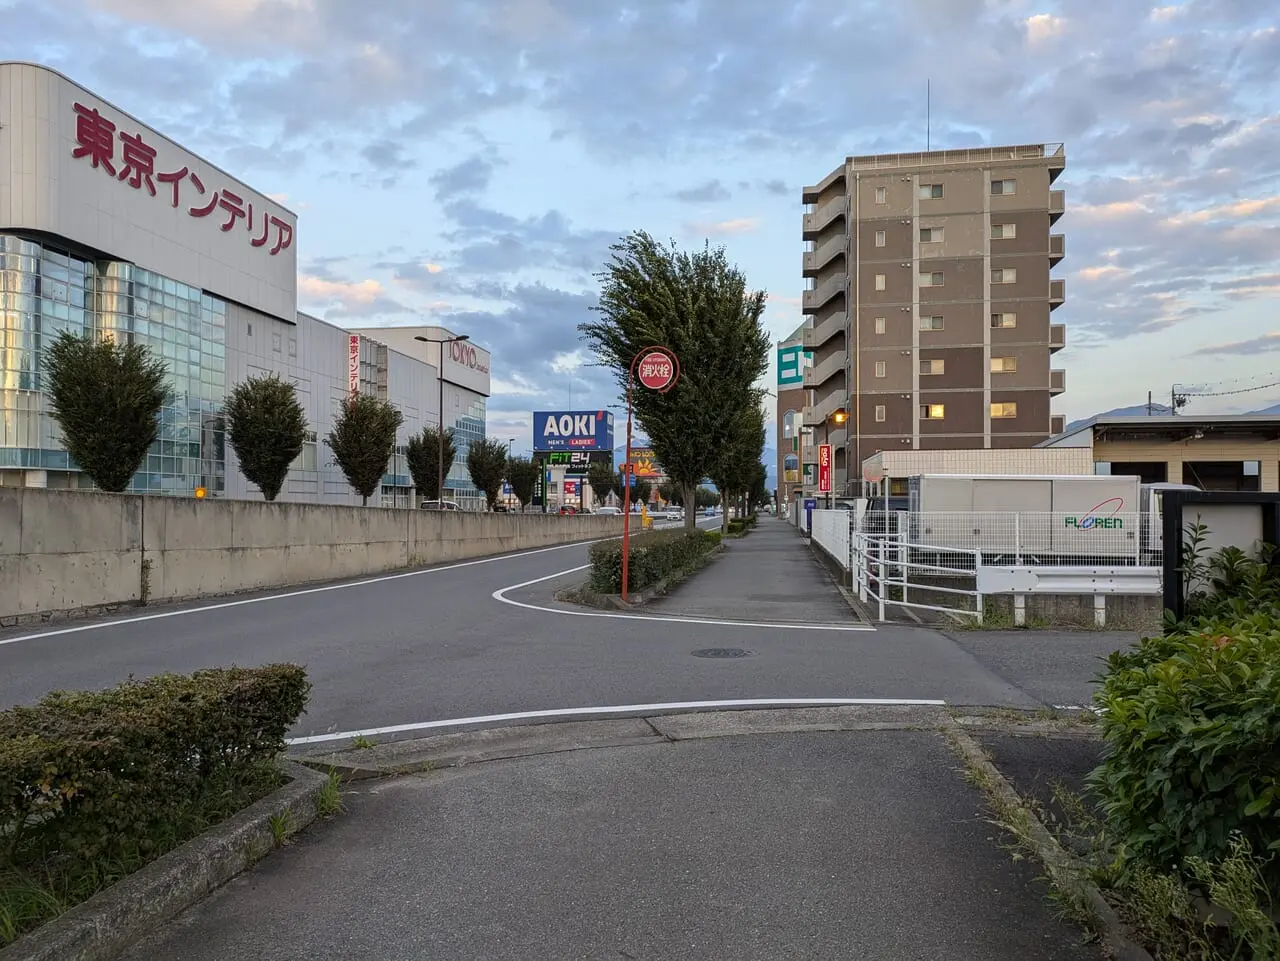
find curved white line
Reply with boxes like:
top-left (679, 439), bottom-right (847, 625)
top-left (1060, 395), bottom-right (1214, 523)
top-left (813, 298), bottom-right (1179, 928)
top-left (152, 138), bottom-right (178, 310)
top-left (491, 566), bottom-right (875, 631)
top-left (286, 697), bottom-right (945, 746)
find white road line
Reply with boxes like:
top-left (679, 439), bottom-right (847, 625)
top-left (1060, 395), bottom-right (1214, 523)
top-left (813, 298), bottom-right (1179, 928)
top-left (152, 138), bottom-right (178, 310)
top-left (492, 566), bottom-right (877, 631)
top-left (0, 538), bottom-right (609, 647)
top-left (286, 697), bottom-right (947, 746)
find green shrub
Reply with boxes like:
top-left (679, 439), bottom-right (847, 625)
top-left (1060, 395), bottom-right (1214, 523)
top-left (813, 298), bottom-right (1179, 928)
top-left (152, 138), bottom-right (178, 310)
top-left (588, 529), bottom-right (720, 594)
top-left (1089, 623), bottom-right (1280, 889)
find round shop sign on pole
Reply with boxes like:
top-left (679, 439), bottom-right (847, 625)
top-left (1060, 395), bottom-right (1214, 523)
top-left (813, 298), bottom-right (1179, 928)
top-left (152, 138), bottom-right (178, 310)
top-left (636, 348), bottom-right (679, 392)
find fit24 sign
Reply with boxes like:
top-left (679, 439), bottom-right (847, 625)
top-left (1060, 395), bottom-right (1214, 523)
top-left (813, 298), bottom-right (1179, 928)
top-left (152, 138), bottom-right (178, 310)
top-left (69, 102), bottom-right (293, 256)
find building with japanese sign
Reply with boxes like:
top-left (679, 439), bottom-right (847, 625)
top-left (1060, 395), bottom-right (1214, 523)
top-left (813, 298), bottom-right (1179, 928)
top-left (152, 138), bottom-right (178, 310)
top-left (0, 62), bottom-right (474, 507)
top-left (774, 323), bottom-right (810, 507)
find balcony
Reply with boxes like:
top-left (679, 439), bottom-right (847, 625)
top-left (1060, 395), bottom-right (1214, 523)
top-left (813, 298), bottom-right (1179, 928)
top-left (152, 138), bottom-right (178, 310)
top-left (802, 391), bottom-right (848, 427)
top-left (1049, 233), bottom-right (1065, 266)
top-left (1049, 189), bottom-right (1065, 224)
top-left (802, 197), bottom-right (847, 240)
top-left (1050, 414), bottom-right (1066, 435)
top-left (802, 234), bottom-right (847, 277)
top-left (803, 350), bottom-right (847, 389)
top-left (803, 310), bottom-right (846, 350)
top-left (1050, 369), bottom-right (1066, 395)
top-left (825, 426), bottom-right (848, 449)
top-left (1050, 278), bottom-right (1066, 309)
top-left (802, 275), bottom-right (845, 314)
top-left (1050, 323), bottom-right (1066, 353)
top-left (801, 164), bottom-right (846, 204)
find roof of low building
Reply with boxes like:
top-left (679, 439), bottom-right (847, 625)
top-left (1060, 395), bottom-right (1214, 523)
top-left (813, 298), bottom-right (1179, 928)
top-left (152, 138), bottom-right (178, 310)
top-left (1039, 413), bottom-right (1280, 446)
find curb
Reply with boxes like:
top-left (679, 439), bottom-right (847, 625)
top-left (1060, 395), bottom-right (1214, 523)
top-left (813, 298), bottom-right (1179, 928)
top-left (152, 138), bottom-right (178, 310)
top-left (0, 761), bottom-right (332, 961)
top-left (942, 722), bottom-right (1153, 961)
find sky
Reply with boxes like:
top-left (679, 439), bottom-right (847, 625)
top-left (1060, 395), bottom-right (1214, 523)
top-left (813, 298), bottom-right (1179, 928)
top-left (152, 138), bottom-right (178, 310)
top-left (4, 0), bottom-right (1279, 459)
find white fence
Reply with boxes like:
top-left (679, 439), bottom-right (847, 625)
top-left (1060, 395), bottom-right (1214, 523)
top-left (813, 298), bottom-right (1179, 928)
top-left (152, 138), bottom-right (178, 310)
top-left (807, 509), bottom-right (1163, 624)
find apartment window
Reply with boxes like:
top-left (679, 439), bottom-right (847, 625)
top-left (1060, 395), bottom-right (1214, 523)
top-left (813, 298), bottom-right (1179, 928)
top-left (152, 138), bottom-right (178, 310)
top-left (919, 184), bottom-right (943, 199)
top-left (991, 312), bottom-right (1017, 328)
top-left (991, 402), bottom-right (1018, 419)
top-left (874, 405), bottom-right (886, 422)
top-left (920, 404), bottom-right (945, 420)
top-left (287, 336), bottom-right (298, 358)
top-left (991, 223), bottom-right (1017, 240)
top-left (991, 179), bottom-right (1017, 195)
top-left (246, 321), bottom-right (253, 336)
top-left (875, 186), bottom-right (886, 204)
top-left (920, 359), bottom-right (945, 375)
top-left (874, 273), bottom-right (886, 291)
top-left (919, 315), bottom-right (944, 331)
top-left (874, 360), bottom-right (886, 378)
top-left (991, 267), bottom-right (1017, 284)
top-left (874, 229), bottom-right (886, 247)
top-left (272, 331), bottom-right (282, 353)
top-left (874, 316), bottom-right (886, 335)
top-left (991, 356), bottom-right (1017, 373)
top-left (920, 271), bottom-right (945, 287)
top-left (919, 227), bottom-right (944, 243)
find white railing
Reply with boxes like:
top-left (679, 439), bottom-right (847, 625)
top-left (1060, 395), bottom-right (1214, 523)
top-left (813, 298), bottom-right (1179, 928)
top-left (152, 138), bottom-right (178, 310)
top-left (854, 530), bottom-right (983, 622)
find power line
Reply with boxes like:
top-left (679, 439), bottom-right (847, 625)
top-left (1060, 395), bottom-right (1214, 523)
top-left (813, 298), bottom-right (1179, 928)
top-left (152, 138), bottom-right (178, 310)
top-left (1171, 374), bottom-right (1280, 412)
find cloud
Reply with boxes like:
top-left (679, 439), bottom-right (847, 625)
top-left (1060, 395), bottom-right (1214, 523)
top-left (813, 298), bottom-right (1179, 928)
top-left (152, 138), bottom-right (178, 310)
top-left (672, 179), bottom-right (731, 203)
top-left (297, 274), bottom-right (414, 319)
top-left (428, 155), bottom-right (498, 201)
top-left (1194, 332), bottom-right (1280, 356)
top-left (686, 217), bottom-right (759, 236)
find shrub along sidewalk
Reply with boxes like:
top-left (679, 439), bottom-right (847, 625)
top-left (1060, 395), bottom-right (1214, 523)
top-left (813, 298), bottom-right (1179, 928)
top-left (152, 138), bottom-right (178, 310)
top-left (0, 665), bottom-right (312, 947)
top-left (587, 528), bottom-right (722, 599)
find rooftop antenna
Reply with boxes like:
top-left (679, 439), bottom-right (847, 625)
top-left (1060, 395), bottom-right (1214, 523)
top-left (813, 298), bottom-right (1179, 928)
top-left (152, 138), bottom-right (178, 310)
top-left (926, 79), bottom-right (931, 151)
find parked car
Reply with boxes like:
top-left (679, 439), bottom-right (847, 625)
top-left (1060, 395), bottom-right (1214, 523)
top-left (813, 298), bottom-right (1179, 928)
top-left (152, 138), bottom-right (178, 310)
top-left (596, 506), bottom-right (622, 515)
top-left (420, 500), bottom-right (461, 511)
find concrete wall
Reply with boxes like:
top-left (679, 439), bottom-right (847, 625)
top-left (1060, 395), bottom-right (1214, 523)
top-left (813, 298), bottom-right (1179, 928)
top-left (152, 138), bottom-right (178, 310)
top-left (0, 488), bottom-right (623, 625)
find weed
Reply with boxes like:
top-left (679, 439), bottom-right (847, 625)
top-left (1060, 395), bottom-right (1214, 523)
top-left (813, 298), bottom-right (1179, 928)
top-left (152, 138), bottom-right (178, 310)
top-left (267, 811), bottom-right (295, 848)
top-left (314, 771), bottom-right (345, 818)
top-left (350, 735), bottom-right (376, 751)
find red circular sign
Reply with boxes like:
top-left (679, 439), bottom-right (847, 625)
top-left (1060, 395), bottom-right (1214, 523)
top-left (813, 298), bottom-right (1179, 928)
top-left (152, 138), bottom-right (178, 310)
top-left (636, 350), bottom-right (677, 391)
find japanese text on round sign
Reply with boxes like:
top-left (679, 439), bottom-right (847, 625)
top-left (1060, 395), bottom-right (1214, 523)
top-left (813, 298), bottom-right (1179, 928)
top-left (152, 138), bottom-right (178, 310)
top-left (637, 350), bottom-right (676, 390)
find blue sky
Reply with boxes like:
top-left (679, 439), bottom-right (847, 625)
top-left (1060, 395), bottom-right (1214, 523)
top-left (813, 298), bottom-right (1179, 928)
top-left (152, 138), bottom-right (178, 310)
top-left (4, 0), bottom-right (1279, 456)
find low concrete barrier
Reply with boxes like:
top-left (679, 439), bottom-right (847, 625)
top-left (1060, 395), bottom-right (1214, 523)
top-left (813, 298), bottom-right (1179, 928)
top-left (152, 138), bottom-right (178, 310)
top-left (0, 488), bottom-right (623, 625)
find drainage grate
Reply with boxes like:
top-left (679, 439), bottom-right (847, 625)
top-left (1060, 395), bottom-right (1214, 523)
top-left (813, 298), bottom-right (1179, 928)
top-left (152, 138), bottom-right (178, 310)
top-left (691, 648), bottom-right (754, 658)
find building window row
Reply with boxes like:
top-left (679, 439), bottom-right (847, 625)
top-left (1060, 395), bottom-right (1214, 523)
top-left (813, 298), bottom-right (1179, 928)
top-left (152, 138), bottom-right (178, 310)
top-left (914, 179), bottom-right (1017, 201)
top-left (904, 402), bottom-right (1018, 423)
top-left (868, 312), bottom-right (1020, 333)
top-left (865, 219), bottom-right (1017, 249)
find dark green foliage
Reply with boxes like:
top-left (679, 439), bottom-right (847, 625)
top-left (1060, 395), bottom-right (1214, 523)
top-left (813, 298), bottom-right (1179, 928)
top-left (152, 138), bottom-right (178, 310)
top-left (580, 232), bottom-right (770, 530)
top-left (658, 480), bottom-right (680, 505)
top-left (326, 394), bottom-right (403, 505)
top-left (465, 437), bottom-right (509, 510)
top-left (694, 487), bottom-right (719, 508)
top-left (707, 403), bottom-right (766, 532)
top-left (406, 425), bottom-right (457, 501)
top-left (587, 461), bottom-right (616, 506)
top-left (42, 331), bottom-right (168, 492)
top-left (0, 666), bottom-right (309, 944)
top-left (587, 529), bottom-right (721, 594)
top-left (615, 476), bottom-right (652, 507)
top-left (505, 456), bottom-right (539, 508)
top-left (223, 374), bottom-right (307, 501)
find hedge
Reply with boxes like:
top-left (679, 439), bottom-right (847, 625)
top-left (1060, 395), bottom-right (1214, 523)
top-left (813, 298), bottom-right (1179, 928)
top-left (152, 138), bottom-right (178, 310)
top-left (1, 665), bottom-right (310, 873)
top-left (588, 529), bottom-right (721, 594)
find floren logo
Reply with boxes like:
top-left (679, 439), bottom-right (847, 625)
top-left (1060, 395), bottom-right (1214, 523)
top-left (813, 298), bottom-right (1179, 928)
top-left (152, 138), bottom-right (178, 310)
top-left (1064, 497), bottom-right (1125, 530)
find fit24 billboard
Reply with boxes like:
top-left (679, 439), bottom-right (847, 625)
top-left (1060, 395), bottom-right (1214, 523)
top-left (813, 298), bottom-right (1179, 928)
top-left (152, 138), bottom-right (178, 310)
top-left (532, 410), bottom-right (616, 452)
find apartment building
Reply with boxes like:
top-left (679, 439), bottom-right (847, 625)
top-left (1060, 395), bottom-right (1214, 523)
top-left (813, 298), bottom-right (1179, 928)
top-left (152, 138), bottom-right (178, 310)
top-left (800, 143), bottom-right (1067, 493)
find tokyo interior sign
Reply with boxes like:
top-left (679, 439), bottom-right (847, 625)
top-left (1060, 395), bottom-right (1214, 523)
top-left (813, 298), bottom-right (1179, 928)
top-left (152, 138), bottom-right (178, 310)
top-left (533, 411), bottom-right (616, 452)
top-left (347, 335), bottom-right (361, 395)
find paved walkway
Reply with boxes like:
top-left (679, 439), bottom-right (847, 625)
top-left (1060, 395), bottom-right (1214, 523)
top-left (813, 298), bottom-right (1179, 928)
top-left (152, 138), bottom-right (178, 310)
top-left (646, 517), bottom-right (858, 624)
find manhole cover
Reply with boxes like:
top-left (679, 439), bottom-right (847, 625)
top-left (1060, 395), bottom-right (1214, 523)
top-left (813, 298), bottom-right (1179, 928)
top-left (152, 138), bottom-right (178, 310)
top-left (691, 648), bottom-right (754, 658)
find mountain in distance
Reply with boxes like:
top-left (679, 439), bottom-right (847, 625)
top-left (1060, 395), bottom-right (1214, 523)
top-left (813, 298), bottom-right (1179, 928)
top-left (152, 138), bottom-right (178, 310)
top-left (1065, 403), bottom-right (1174, 433)
top-left (1247, 404), bottom-right (1280, 415)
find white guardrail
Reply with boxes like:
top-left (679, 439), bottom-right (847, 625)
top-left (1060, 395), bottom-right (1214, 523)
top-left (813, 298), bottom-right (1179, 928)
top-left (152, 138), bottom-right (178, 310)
top-left (807, 509), bottom-right (1163, 624)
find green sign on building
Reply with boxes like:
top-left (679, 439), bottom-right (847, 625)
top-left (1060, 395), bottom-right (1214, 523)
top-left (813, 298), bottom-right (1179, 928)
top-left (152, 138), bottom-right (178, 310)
top-left (777, 343), bottom-right (813, 387)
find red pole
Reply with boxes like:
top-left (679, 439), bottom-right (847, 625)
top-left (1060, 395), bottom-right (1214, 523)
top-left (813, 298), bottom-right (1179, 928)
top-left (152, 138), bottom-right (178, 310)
top-left (620, 374), bottom-right (634, 602)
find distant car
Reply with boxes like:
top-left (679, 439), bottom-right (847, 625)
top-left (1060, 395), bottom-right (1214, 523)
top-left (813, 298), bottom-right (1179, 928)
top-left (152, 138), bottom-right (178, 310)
top-left (420, 500), bottom-right (461, 511)
top-left (703, 507), bottom-right (717, 517)
top-left (558, 505), bottom-right (583, 515)
top-left (596, 506), bottom-right (622, 515)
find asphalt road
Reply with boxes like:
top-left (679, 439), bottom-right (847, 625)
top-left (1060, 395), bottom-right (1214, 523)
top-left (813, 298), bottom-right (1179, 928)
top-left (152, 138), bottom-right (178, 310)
top-left (0, 519), bottom-right (1136, 740)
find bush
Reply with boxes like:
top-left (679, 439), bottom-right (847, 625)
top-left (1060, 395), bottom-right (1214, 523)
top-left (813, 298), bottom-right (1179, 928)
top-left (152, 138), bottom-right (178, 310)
top-left (0, 665), bottom-right (309, 943)
top-left (1089, 611), bottom-right (1280, 890)
top-left (588, 529), bottom-right (720, 594)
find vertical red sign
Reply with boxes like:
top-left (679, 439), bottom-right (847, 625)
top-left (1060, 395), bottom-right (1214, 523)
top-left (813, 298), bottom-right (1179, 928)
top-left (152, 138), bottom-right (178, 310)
top-left (348, 334), bottom-right (360, 394)
top-left (818, 444), bottom-right (833, 493)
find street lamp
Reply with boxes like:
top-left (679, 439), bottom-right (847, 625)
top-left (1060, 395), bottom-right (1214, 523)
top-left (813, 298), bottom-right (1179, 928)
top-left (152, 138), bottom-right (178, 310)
top-left (823, 408), bottom-right (848, 509)
top-left (415, 333), bottom-right (470, 506)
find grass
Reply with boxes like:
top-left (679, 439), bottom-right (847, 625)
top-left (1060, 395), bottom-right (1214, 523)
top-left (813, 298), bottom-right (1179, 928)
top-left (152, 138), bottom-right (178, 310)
top-left (0, 763), bottom-right (285, 948)
top-left (315, 770), bottom-right (345, 818)
top-left (350, 735), bottom-right (376, 751)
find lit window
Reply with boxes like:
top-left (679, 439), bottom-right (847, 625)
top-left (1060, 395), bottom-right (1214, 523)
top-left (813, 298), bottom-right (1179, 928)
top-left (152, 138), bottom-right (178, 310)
top-left (874, 273), bottom-right (886, 291)
top-left (874, 405), bottom-right (886, 422)
top-left (991, 179), bottom-right (1017, 196)
top-left (919, 227), bottom-right (944, 243)
top-left (875, 229), bottom-right (886, 247)
top-left (874, 360), bottom-right (886, 378)
top-left (992, 268), bottom-right (1017, 284)
top-left (991, 223), bottom-right (1016, 240)
top-left (920, 404), bottom-right (945, 420)
top-left (920, 271), bottom-right (945, 287)
top-left (991, 402), bottom-right (1018, 418)
top-left (919, 184), bottom-right (943, 199)
top-left (991, 312), bottom-right (1017, 328)
top-left (920, 359), bottom-right (945, 375)
top-left (920, 315), bottom-right (944, 331)
top-left (875, 186), bottom-right (886, 204)
top-left (874, 316), bottom-right (886, 335)
top-left (991, 356), bottom-right (1017, 373)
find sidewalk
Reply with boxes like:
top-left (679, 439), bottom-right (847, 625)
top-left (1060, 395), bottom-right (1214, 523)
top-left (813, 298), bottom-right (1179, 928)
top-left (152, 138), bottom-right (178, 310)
top-left (646, 516), bottom-right (859, 623)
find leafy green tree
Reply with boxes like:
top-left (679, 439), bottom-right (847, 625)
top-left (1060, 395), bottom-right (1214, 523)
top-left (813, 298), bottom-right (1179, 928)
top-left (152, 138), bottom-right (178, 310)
top-left (43, 331), bottom-right (168, 492)
top-left (326, 394), bottom-right (403, 506)
top-left (708, 402), bottom-right (766, 531)
top-left (658, 480), bottom-right (681, 505)
top-left (587, 460), bottom-right (616, 506)
top-left (506, 456), bottom-right (539, 509)
top-left (406, 425), bottom-right (457, 501)
top-left (465, 437), bottom-right (509, 510)
top-left (695, 486), bottom-right (719, 509)
top-left (223, 374), bottom-right (307, 501)
top-left (580, 231), bottom-right (770, 531)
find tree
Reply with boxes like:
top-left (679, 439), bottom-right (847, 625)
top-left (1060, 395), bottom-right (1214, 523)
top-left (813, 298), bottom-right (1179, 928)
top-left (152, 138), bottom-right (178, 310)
top-left (708, 401), bottom-right (766, 532)
top-left (223, 374), bottom-right (307, 501)
top-left (43, 331), bottom-right (168, 492)
top-left (326, 394), bottom-right (403, 506)
top-left (406, 425), bottom-right (457, 501)
top-left (658, 480), bottom-right (680, 505)
top-left (587, 461), bottom-right (616, 506)
top-left (506, 456), bottom-right (539, 509)
top-left (465, 437), bottom-right (509, 510)
top-left (695, 486), bottom-right (719, 509)
top-left (580, 231), bottom-right (770, 531)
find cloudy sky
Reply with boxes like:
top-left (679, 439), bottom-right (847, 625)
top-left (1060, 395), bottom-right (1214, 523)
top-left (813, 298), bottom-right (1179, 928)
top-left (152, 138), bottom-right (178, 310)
top-left (5, 0), bottom-right (1279, 453)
